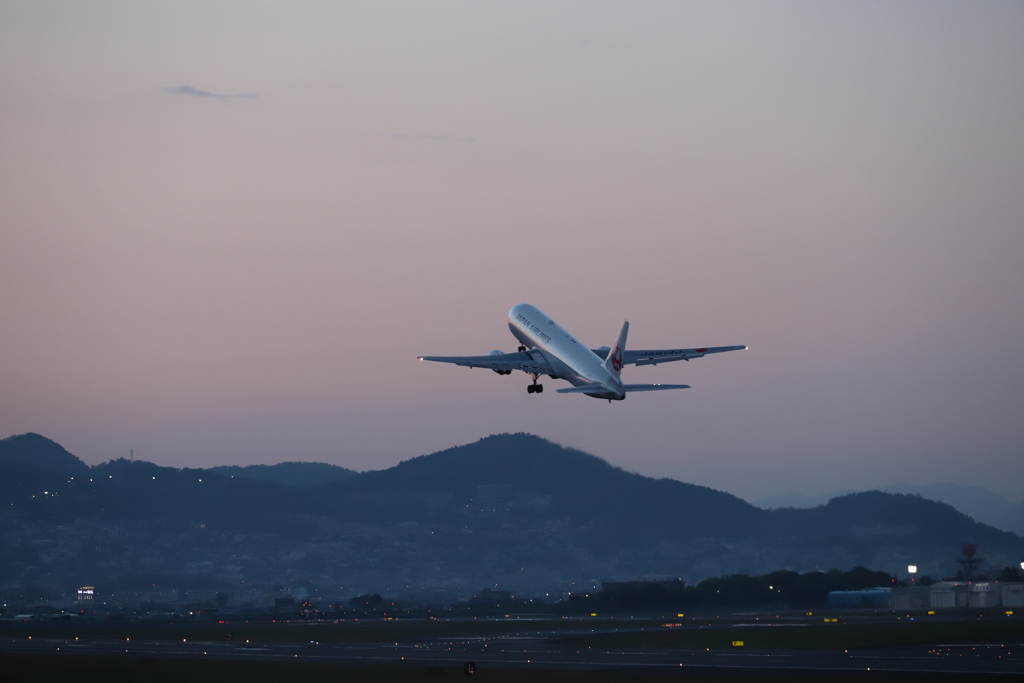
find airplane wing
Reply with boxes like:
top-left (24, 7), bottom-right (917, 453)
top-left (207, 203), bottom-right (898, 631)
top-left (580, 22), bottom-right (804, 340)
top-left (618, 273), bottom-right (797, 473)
top-left (417, 351), bottom-right (555, 375)
top-left (555, 384), bottom-right (607, 394)
top-left (591, 345), bottom-right (746, 366)
top-left (557, 383), bottom-right (690, 394)
top-left (623, 383), bottom-right (691, 391)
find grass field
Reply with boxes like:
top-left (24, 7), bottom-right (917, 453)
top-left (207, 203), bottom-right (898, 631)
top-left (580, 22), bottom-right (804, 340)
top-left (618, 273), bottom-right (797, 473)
top-left (0, 615), bottom-right (627, 644)
top-left (1, 612), bottom-right (1020, 682)
top-left (561, 614), bottom-right (1024, 651)
top-left (0, 652), bottom-right (1005, 683)
top-left (3, 612), bottom-right (1022, 650)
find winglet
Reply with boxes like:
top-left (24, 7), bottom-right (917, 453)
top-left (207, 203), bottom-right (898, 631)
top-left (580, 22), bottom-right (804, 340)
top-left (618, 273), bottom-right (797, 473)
top-left (603, 320), bottom-right (629, 378)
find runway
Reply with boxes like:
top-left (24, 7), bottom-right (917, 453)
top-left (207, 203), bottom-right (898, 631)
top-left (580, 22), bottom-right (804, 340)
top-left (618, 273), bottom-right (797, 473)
top-left (2, 627), bottom-right (1022, 677)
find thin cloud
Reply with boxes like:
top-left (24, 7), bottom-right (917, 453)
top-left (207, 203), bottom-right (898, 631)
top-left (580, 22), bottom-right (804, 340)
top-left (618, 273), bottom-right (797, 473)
top-left (164, 86), bottom-right (258, 101)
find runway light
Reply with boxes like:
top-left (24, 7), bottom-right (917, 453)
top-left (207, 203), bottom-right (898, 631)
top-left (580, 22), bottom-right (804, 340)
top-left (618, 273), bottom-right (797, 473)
top-left (908, 565), bottom-right (918, 574)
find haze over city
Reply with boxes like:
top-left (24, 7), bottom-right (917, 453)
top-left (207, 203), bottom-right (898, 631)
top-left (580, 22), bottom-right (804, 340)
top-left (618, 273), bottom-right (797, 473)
top-left (2, 1), bottom-right (1022, 503)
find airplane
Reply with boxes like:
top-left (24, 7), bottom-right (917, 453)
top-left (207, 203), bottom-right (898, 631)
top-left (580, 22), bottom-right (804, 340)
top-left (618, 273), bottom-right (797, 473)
top-left (418, 304), bottom-right (746, 401)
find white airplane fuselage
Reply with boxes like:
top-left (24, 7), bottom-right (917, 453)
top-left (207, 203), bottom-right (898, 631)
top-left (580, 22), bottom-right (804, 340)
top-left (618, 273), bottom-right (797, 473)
top-left (417, 303), bottom-right (743, 399)
top-left (507, 304), bottom-right (625, 400)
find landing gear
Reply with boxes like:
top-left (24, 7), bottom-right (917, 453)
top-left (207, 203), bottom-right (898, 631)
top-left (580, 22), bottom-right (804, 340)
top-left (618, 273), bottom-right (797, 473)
top-left (517, 344), bottom-right (527, 352)
top-left (527, 373), bottom-right (543, 394)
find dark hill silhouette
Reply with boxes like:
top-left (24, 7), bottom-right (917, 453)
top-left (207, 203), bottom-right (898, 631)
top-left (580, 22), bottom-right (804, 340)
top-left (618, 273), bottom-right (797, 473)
top-left (1, 432), bottom-right (1021, 592)
top-left (342, 434), bottom-right (761, 545)
top-left (210, 462), bottom-right (356, 486)
top-left (1000, 499), bottom-right (1024, 536)
top-left (763, 491), bottom-right (1019, 573)
top-left (0, 433), bottom-right (91, 504)
top-left (0, 433), bottom-right (89, 474)
top-left (754, 482), bottom-right (1021, 536)
top-left (882, 482), bottom-right (1016, 529)
top-left (78, 458), bottom-right (301, 531)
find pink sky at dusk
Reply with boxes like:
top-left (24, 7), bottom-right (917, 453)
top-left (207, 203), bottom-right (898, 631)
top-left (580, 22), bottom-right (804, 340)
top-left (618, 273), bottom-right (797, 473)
top-left (2, 1), bottom-right (1023, 502)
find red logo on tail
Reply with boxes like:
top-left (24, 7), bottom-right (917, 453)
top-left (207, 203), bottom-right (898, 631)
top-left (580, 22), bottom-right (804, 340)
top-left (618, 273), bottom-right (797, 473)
top-left (611, 347), bottom-right (623, 372)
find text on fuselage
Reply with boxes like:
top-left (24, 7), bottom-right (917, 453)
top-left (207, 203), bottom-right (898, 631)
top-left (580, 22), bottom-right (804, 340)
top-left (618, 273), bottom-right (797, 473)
top-left (514, 312), bottom-right (552, 345)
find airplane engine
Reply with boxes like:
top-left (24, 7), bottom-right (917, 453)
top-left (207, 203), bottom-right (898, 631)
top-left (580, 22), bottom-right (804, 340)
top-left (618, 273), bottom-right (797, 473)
top-left (489, 350), bottom-right (512, 375)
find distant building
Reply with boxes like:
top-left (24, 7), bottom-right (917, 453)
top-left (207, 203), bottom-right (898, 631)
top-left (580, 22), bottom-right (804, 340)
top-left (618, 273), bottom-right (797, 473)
top-left (825, 587), bottom-right (892, 608)
top-left (75, 586), bottom-right (94, 603)
top-left (889, 585), bottom-right (930, 610)
top-left (967, 582), bottom-right (1000, 608)
top-left (890, 582), bottom-right (1022, 609)
top-left (928, 583), bottom-right (959, 609)
top-left (1003, 583), bottom-right (1024, 607)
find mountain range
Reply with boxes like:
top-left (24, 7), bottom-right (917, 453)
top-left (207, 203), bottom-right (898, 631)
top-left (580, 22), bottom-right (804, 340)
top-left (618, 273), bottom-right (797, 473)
top-left (1, 432), bottom-right (1021, 599)
top-left (210, 461), bottom-right (357, 486)
top-left (754, 483), bottom-right (1024, 536)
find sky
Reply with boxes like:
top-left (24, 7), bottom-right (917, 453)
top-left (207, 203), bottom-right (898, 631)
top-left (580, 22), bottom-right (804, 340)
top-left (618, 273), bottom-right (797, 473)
top-left (2, 1), bottom-right (1023, 503)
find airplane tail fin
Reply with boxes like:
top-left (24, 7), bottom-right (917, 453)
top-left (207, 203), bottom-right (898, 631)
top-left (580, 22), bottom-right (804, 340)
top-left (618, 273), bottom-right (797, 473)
top-left (604, 320), bottom-right (629, 379)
